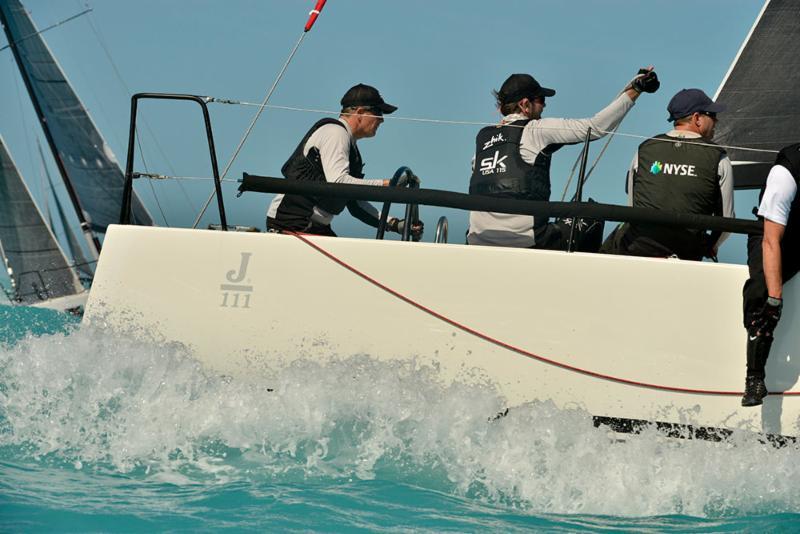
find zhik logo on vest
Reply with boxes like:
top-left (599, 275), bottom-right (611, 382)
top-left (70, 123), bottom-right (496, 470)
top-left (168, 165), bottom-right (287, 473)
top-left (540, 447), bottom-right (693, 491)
top-left (650, 160), bottom-right (697, 177)
top-left (480, 150), bottom-right (508, 175)
top-left (482, 133), bottom-right (505, 151)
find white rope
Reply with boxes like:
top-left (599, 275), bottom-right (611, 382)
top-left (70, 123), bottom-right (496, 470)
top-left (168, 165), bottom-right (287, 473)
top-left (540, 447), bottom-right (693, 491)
top-left (211, 98), bottom-right (780, 156)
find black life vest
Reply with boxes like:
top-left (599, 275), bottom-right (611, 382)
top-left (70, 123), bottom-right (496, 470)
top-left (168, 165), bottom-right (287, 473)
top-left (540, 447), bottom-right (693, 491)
top-left (630, 133), bottom-right (725, 257)
top-left (469, 120), bottom-right (555, 202)
top-left (274, 119), bottom-right (364, 230)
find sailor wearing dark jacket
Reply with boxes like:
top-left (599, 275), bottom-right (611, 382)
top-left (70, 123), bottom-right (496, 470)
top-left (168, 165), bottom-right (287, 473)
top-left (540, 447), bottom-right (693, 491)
top-left (601, 89), bottom-right (734, 260)
top-left (741, 143), bottom-right (800, 407)
top-left (467, 68), bottom-right (659, 249)
top-left (268, 84), bottom-right (422, 238)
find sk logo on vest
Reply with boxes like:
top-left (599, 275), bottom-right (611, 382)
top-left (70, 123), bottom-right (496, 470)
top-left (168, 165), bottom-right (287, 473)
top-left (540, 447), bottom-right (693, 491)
top-left (480, 150), bottom-right (508, 175)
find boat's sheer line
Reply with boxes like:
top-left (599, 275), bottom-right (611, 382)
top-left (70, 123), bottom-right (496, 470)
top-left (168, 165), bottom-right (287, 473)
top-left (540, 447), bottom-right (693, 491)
top-left (288, 230), bottom-right (799, 398)
top-left (209, 98), bottom-right (780, 156)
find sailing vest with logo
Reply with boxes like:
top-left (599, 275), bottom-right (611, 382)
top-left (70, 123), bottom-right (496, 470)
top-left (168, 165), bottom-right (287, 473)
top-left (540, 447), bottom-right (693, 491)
top-left (761, 142), bottom-right (800, 246)
top-left (631, 133), bottom-right (725, 256)
top-left (469, 119), bottom-right (555, 202)
top-left (274, 118), bottom-right (365, 230)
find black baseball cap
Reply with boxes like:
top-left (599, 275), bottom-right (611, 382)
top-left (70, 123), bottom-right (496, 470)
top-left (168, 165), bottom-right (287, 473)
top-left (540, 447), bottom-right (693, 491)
top-left (497, 74), bottom-right (556, 105)
top-left (667, 88), bottom-right (726, 122)
top-left (340, 84), bottom-right (397, 114)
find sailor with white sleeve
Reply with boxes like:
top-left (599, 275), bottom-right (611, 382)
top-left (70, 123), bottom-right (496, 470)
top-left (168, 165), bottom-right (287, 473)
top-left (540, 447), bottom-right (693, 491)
top-left (268, 84), bottom-right (422, 238)
top-left (467, 69), bottom-right (659, 249)
top-left (741, 143), bottom-right (800, 407)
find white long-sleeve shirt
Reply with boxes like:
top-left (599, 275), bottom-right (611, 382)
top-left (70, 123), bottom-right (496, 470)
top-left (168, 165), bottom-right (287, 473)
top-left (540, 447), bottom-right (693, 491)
top-left (468, 92), bottom-right (636, 248)
top-left (268, 118), bottom-right (383, 226)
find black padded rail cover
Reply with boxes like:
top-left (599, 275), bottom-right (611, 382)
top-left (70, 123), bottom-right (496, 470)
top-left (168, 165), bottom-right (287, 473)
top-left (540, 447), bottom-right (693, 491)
top-left (714, 0), bottom-right (800, 189)
top-left (240, 174), bottom-right (762, 235)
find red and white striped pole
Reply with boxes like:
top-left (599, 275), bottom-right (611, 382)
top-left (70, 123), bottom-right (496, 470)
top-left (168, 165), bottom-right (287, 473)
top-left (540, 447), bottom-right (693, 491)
top-left (304, 0), bottom-right (327, 32)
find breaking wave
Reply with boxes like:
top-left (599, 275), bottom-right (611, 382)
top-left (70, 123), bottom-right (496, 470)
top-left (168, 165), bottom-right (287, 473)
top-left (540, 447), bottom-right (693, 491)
top-left (2, 322), bottom-right (800, 520)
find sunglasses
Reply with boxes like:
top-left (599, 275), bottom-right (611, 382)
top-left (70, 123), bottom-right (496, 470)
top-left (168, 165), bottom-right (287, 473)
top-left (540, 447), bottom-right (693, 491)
top-left (699, 111), bottom-right (717, 120)
top-left (364, 107), bottom-right (383, 117)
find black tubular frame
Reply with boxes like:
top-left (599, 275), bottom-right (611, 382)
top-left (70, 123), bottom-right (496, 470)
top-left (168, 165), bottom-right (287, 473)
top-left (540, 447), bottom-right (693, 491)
top-left (239, 174), bottom-right (763, 236)
top-left (376, 166), bottom-right (420, 241)
top-left (119, 93), bottom-right (227, 230)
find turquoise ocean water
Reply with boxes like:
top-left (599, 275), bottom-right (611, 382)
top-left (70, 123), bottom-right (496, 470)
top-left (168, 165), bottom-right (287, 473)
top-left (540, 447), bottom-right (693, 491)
top-left (2, 304), bottom-right (800, 532)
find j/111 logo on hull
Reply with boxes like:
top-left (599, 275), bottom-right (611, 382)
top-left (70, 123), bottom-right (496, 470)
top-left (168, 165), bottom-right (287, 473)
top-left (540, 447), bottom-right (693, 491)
top-left (220, 252), bottom-right (253, 308)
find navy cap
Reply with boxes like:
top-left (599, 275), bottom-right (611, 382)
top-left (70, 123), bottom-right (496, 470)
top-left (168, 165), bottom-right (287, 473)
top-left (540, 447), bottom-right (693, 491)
top-left (497, 74), bottom-right (556, 105)
top-left (667, 88), bottom-right (726, 122)
top-left (340, 84), bottom-right (397, 114)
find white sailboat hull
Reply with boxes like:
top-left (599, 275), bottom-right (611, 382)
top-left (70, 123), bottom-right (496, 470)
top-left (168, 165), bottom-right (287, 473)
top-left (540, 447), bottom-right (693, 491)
top-left (84, 225), bottom-right (800, 437)
top-left (29, 290), bottom-right (88, 313)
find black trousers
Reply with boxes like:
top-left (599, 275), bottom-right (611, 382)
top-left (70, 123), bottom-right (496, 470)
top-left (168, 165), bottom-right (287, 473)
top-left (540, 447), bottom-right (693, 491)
top-left (600, 223), bottom-right (707, 261)
top-left (533, 219), bottom-right (604, 252)
top-left (742, 233), bottom-right (800, 329)
top-left (266, 216), bottom-right (337, 237)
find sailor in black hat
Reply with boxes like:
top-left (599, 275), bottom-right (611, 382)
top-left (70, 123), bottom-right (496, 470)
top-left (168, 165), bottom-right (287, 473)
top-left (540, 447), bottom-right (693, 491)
top-left (467, 68), bottom-right (659, 249)
top-left (268, 84), bottom-right (422, 238)
top-left (601, 88), bottom-right (735, 260)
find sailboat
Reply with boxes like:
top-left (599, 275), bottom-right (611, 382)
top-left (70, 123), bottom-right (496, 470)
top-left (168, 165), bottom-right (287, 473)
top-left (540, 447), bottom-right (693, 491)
top-left (83, 0), bottom-right (800, 440)
top-left (0, 0), bottom-right (154, 311)
top-left (0, 134), bottom-right (87, 311)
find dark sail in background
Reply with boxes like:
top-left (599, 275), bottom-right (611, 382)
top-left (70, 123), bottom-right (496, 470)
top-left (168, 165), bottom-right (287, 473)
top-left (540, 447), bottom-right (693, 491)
top-left (0, 136), bottom-right (83, 304)
top-left (0, 0), bottom-right (153, 233)
top-left (714, 0), bottom-right (800, 189)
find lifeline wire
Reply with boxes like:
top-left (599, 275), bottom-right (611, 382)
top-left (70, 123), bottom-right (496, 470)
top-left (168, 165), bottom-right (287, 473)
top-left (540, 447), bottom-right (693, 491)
top-left (191, 31), bottom-right (309, 229)
top-left (212, 99), bottom-right (780, 156)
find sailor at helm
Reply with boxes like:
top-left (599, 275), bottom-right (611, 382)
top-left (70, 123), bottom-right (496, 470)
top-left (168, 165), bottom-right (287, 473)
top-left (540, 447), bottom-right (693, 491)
top-left (467, 69), bottom-right (659, 249)
top-left (601, 88), bottom-right (735, 260)
top-left (741, 143), bottom-right (800, 407)
top-left (267, 84), bottom-right (422, 238)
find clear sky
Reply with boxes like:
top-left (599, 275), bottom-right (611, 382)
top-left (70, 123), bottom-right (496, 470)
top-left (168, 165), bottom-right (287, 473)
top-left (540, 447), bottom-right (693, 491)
top-left (0, 0), bottom-right (766, 288)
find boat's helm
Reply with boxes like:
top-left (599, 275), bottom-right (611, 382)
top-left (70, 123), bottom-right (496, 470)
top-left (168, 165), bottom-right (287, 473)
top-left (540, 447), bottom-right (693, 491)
top-left (376, 166), bottom-right (424, 242)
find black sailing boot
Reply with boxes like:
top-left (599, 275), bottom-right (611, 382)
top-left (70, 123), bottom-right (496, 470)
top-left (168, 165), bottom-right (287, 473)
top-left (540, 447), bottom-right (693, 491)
top-left (741, 335), bottom-right (772, 407)
top-left (741, 375), bottom-right (768, 407)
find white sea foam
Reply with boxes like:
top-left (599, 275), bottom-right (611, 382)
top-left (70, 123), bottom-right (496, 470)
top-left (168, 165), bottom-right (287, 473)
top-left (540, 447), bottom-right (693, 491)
top-left (2, 325), bottom-right (800, 517)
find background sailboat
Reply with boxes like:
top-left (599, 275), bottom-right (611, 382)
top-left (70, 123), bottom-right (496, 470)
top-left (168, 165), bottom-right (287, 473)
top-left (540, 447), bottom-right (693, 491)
top-left (0, 134), bottom-right (87, 311)
top-left (0, 0), bottom-right (154, 311)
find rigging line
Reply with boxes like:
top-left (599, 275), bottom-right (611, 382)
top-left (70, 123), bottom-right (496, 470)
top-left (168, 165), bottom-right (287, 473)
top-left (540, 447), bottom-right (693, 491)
top-left (192, 31), bottom-right (309, 229)
top-left (135, 127), bottom-right (170, 228)
top-left (565, 123), bottom-right (622, 202)
top-left (0, 7), bottom-right (92, 53)
top-left (82, 5), bottom-right (197, 215)
top-left (560, 146), bottom-right (585, 202)
top-left (10, 58), bottom-right (40, 205)
top-left (214, 100), bottom-right (780, 156)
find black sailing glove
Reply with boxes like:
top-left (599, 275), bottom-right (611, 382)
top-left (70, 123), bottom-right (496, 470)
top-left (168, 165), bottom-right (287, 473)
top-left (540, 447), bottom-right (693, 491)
top-left (750, 297), bottom-right (783, 337)
top-left (632, 69), bottom-right (660, 94)
top-left (388, 218), bottom-right (424, 239)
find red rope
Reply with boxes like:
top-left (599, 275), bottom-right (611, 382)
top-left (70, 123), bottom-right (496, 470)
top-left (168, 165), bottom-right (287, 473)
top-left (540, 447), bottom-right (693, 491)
top-left (290, 232), bottom-right (799, 398)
